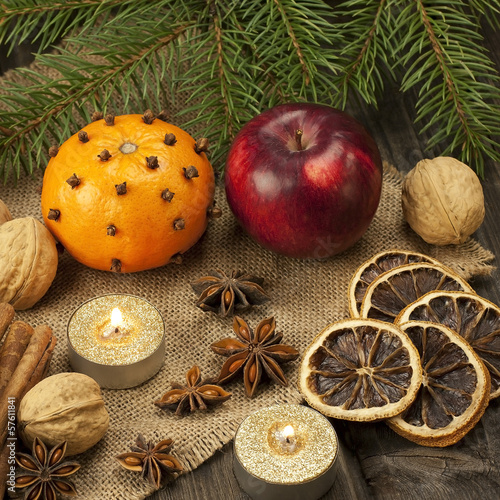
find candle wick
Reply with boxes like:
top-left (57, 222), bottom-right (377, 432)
top-left (115, 327), bottom-right (119, 334)
top-left (286, 436), bottom-right (291, 444)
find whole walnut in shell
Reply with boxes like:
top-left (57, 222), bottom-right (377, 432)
top-left (18, 372), bottom-right (109, 456)
top-left (0, 217), bottom-right (58, 309)
top-left (0, 199), bottom-right (12, 225)
top-left (402, 157), bottom-right (485, 245)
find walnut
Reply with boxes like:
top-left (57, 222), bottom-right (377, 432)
top-left (0, 199), bottom-right (12, 225)
top-left (0, 217), bottom-right (58, 309)
top-left (18, 373), bottom-right (109, 456)
top-left (401, 157), bottom-right (485, 245)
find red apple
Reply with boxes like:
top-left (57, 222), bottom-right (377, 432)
top-left (224, 103), bottom-right (383, 259)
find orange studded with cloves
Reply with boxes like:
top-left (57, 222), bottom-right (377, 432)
top-left (41, 111), bottom-right (215, 272)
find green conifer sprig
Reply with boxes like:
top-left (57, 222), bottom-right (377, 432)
top-left (394, 0), bottom-right (500, 175)
top-left (0, 0), bottom-right (498, 182)
top-left (332, 0), bottom-right (397, 108)
top-left (0, 11), bottom-right (194, 180)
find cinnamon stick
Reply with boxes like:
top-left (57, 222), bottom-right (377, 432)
top-left (0, 324), bottom-right (53, 447)
top-left (0, 321), bottom-right (34, 398)
top-left (20, 333), bottom-right (57, 400)
top-left (0, 302), bottom-right (15, 344)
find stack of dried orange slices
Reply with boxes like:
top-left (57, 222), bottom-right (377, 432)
top-left (300, 249), bottom-right (498, 447)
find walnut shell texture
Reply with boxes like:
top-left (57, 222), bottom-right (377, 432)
top-left (0, 217), bottom-right (58, 309)
top-left (402, 157), bottom-right (485, 245)
top-left (0, 199), bottom-right (13, 225)
top-left (18, 372), bottom-right (110, 456)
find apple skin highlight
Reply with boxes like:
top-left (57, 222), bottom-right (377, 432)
top-left (225, 103), bottom-right (383, 259)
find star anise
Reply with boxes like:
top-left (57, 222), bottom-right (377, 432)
top-left (15, 437), bottom-right (80, 500)
top-left (155, 365), bottom-right (231, 416)
top-left (115, 434), bottom-right (183, 489)
top-left (191, 269), bottom-right (270, 317)
top-left (211, 316), bottom-right (299, 398)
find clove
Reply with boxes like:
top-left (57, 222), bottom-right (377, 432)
top-left (194, 137), bottom-right (209, 154)
top-left (207, 205), bottom-right (222, 219)
top-left (164, 133), bottom-right (177, 146)
top-left (66, 173), bottom-right (80, 189)
top-left (170, 253), bottom-right (183, 265)
top-left (104, 114), bottom-right (115, 126)
top-left (183, 165), bottom-right (199, 179)
top-left (107, 225), bottom-right (116, 236)
top-left (161, 188), bottom-right (175, 202)
top-left (78, 131), bottom-right (89, 143)
top-left (48, 146), bottom-right (59, 157)
top-left (47, 209), bottom-right (60, 221)
top-left (92, 111), bottom-right (103, 122)
top-left (146, 156), bottom-right (159, 169)
top-left (173, 218), bottom-right (185, 230)
top-left (157, 110), bottom-right (169, 122)
top-left (115, 182), bottom-right (127, 195)
top-left (110, 259), bottom-right (122, 273)
top-left (98, 149), bottom-right (112, 161)
top-left (142, 109), bottom-right (155, 124)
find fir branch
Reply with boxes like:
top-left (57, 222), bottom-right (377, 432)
top-left (0, 17), bottom-right (193, 181)
top-left (179, 2), bottom-right (263, 167)
top-left (213, 6), bottom-right (236, 140)
top-left (0, 0), bottom-right (499, 182)
top-left (273, 0), bottom-right (311, 86)
top-left (0, 0), bottom-right (122, 54)
top-left (332, 0), bottom-right (396, 108)
top-left (469, 0), bottom-right (500, 28)
top-left (395, 0), bottom-right (500, 177)
top-left (241, 0), bottom-right (343, 104)
top-left (0, 0), bottom-right (193, 55)
top-left (231, 18), bottom-right (287, 104)
top-left (417, 3), bottom-right (468, 131)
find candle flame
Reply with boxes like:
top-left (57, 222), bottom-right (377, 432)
top-left (283, 425), bottom-right (295, 441)
top-left (110, 308), bottom-right (123, 328)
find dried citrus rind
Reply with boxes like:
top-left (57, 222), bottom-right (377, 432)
top-left (360, 262), bottom-right (474, 323)
top-left (387, 320), bottom-right (490, 447)
top-left (396, 290), bottom-right (500, 399)
top-left (299, 318), bottom-right (422, 421)
top-left (348, 249), bottom-right (442, 317)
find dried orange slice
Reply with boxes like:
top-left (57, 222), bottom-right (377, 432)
top-left (396, 291), bottom-right (500, 399)
top-left (348, 250), bottom-right (442, 317)
top-left (360, 262), bottom-right (474, 323)
top-left (387, 320), bottom-right (490, 447)
top-left (299, 318), bottom-right (422, 421)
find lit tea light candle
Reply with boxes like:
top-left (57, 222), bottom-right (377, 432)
top-left (276, 424), bottom-right (297, 453)
top-left (67, 294), bottom-right (165, 389)
top-left (267, 421), bottom-right (303, 456)
top-left (100, 307), bottom-right (133, 340)
top-left (234, 404), bottom-right (339, 500)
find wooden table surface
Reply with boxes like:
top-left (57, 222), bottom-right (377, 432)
top-left (1, 10), bottom-right (498, 500)
top-left (149, 20), bottom-right (500, 500)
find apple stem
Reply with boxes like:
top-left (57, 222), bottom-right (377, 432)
top-left (295, 129), bottom-right (303, 151)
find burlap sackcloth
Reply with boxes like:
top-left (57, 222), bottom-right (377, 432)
top-left (0, 58), bottom-right (496, 500)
